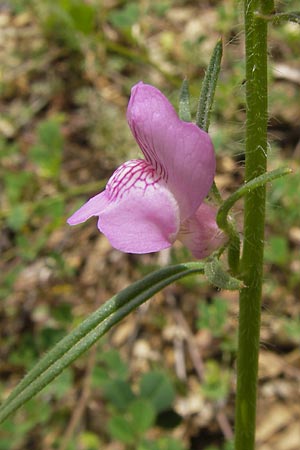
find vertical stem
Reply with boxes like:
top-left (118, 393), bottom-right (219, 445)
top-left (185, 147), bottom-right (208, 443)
top-left (234, 1), bottom-right (272, 449)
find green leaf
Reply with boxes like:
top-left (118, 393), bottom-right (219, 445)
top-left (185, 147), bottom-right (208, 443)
top-left (91, 367), bottom-right (109, 388)
top-left (196, 38), bottom-right (223, 132)
top-left (265, 236), bottom-right (289, 266)
top-left (204, 259), bottom-right (243, 290)
top-left (102, 379), bottom-right (135, 410)
top-left (100, 349), bottom-right (129, 379)
top-left (107, 398), bottom-right (156, 442)
top-left (78, 431), bottom-right (102, 450)
top-left (197, 297), bottom-right (228, 336)
top-left (224, 441), bottom-right (234, 450)
top-left (201, 360), bottom-right (230, 401)
top-left (138, 437), bottom-right (186, 450)
top-left (0, 262), bottom-right (204, 424)
top-left (29, 118), bottom-right (64, 178)
top-left (3, 172), bottom-right (34, 204)
top-left (129, 399), bottom-right (156, 433)
top-left (52, 303), bottom-right (73, 324)
top-left (109, 3), bottom-right (140, 29)
top-left (8, 333), bottom-right (38, 369)
top-left (140, 371), bottom-right (175, 413)
top-left (25, 397), bottom-right (52, 422)
top-left (0, 265), bottom-right (23, 300)
top-left (138, 441), bottom-right (160, 450)
top-left (6, 205), bottom-right (30, 231)
top-left (179, 79), bottom-right (192, 122)
top-left (43, 368), bottom-right (73, 400)
top-left (39, 327), bottom-right (66, 352)
top-left (16, 234), bottom-right (47, 261)
top-left (91, 350), bottom-right (129, 387)
top-left (157, 437), bottom-right (186, 450)
top-left (283, 317), bottom-right (300, 344)
top-left (41, 4), bottom-right (80, 50)
top-left (108, 415), bottom-right (136, 444)
top-left (35, 197), bottom-right (64, 224)
top-left (195, 39), bottom-right (223, 206)
top-left (68, 1), bottom-right (96, 34)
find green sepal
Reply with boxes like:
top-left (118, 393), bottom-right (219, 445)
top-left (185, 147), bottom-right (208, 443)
top-left (179, 79), bottom-right (192, 122)
top-left (204, 259), bottom-right (244, 290)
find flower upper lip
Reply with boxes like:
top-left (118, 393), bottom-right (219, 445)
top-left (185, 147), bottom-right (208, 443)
top-left (127, 82), bottom-right (216, 220)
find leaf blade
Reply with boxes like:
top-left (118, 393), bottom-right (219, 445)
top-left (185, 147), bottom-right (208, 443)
top-left (0, 262), bottom-right (204, 424)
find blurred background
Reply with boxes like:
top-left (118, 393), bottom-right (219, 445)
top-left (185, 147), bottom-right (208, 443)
top-left (0, 1), bottom-right (300, 449)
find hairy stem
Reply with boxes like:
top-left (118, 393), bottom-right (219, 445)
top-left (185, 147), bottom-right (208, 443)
top-left (234, 1), bottom-right (271, 449)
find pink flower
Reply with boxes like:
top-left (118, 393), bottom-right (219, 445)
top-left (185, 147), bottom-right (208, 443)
top-left (68, 82), bottom-right (224, 258)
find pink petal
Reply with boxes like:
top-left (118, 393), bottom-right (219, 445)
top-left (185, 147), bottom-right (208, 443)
top-left (69, 160), bottom-right (180, 254)
top-left (178, 203), bottom-right (227, 259)
top-left (127, 82), bottom-right (216, 220)
top-left (67, 191), bottom-right (109, 225)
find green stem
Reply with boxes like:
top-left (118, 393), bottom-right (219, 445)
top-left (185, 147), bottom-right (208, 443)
top-left (217, 167), bottom-right (291, 239)
top-left (235, 2), bottom-right (271, 449)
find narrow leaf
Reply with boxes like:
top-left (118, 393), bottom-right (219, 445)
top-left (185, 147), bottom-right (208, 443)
top-left (195, 39), bottom-right (223, 205)
top-left (196, 38), bottom-right (223, 132)
top-left (0, 262), bottom-right (204, 424)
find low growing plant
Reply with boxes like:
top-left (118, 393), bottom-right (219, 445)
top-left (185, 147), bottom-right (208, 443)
top-left (1, 2), bottom-right (299, 450)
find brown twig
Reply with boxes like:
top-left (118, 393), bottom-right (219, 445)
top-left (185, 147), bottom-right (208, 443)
top-left (171, 303), bottom-right (205, 381)
top-left (169, 296), bottom-right (233, 441)
top-left (58, 344), bottom-right (98, 450)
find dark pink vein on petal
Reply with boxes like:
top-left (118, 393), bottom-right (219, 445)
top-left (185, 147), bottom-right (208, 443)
top-left (107, 160), bottom-right (165, 201)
